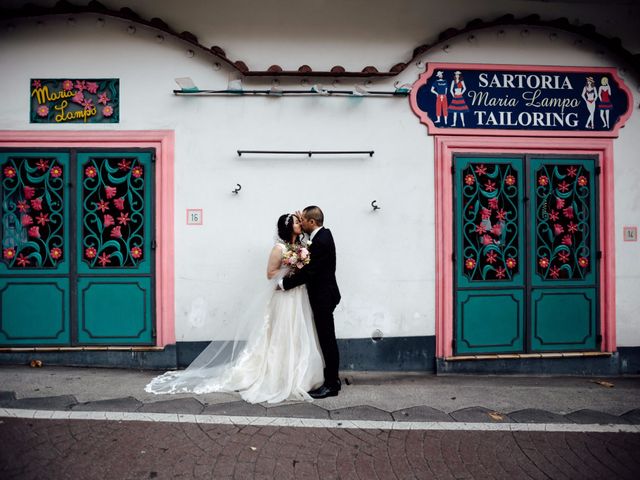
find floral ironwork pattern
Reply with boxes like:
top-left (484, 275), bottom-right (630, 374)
top-left (82, 157), bottom-right (145, 268)
top-left (461, 162), bottom-right (519, 281)
top-left (535, 164), bottom-right (592, 280)
top-left (1, 157), bottom-right (65, 268)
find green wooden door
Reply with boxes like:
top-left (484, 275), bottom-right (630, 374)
top-left (0, 149), bottom-right (154, 346)
top-left (454, 155), bottom-right (598, 355)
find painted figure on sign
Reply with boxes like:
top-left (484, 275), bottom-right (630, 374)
top-left (430, 70), bottom-right (449, 125)
top-left (598, 77), bottom-right (612, 129)
top-left (581, 76), bottom-right (597, 129)
top-left (449, 71), bottom-right (469, 127)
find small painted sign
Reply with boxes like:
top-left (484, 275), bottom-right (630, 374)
top-left (186, 209), bottom-right (203, 225)
top-left (30, 78), bottom-right (119, 123)
top-left (623, 226), bottom-right (637, 242)
top-left (410, 64), bottom-right (632, 137)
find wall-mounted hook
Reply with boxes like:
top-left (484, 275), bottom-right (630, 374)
top-left (371, 200), bottom-right (381, 211)
top-left (232, 183), bottom-right (242, 194)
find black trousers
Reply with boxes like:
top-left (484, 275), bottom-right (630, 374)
top-left (311, 302), bottom-right (340, 386)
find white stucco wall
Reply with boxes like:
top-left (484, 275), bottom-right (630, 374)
top-left (0, 9), bottom-right (638, 345)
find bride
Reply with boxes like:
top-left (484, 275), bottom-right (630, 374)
top-left (145, 213), bottom-right (325, 403)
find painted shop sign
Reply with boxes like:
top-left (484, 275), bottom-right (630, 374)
top-left (410, 64), bottom-right (632, 137)
top-left (30, 78), bottom-right (119, 124)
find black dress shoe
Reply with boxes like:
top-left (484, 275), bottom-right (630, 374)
top-left (308, 384), bottom-right (339, 399)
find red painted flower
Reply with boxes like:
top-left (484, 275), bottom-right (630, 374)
top-left (113, 197), bottom-right (125, 210)
top-left (548, 210), bottom-right (559, 221)
top-left (506, 257), bottom-right (517, 269)
top-left (62, 80), bottom-right (74, 91)
top-left (566, 166), bottom-right (578, 178)
top-left (578, 176), bottom-right (588, 186)
top-left (50, 248), bottom-right (62, 260)
top-left (98, 92), bottom-right (110, 105)
top-left (484, 180), bottom-right (496, 192)
top-left (495, 267), bottom-right (506, 279)
top-left (464, 174), bottom-right (475, 185)
top-left (95, 199), bottom-right (109, 213)
top-left (30, 198), bottom-right (43, 211)
top-left (558, 181), bottom-right (571, 193)
top-left (486, 251), bottom-right (498, 264)
top-left (538, 256), bottom-right (549, 268)
top-left (549, 266), bottom-right (561, 279)
top-left (561, 234), bottom-right (573, 246)
top-left (24, 186), bottom-right (36, 199)
top-left (50, 165), bottom-right (62, 178)
top-left (74, 80), bottom-right (87, 92)
top-left (102, 106), bottom-right (114, 117)
top-left (97, 252), bottom-right (111, 266)
top-left (538, 175), bottom-right (549, 186)
top-left (555, 198), bottom-right (565, 209)
top-left (105, 186), bottom-right (117, 199)
top-left (86, 81), bottom-right (99, 94)
top-left (3, 248), bottom-right (16, 260)
top-left (21, 215), bottom-right (33, 226)
top-left (475, 223), bottom-right (487, 234)
top-left (563, 206), bottom-right (574, 219)
top-left (3, 165), bottom-right (16, 178)
top-left (505, 175), bottom-right (516, 186)
top-left (488, 198), bottom-right (499, 210)
top-left (81, 98), bottom-right (94, 110)
top-left (131, 247), bottom-right (143, 259)
top-left (578, 257), bottom-right (589, 268)
top-left (491, 224), bottom-right (502, 236)
top-left (132, 165), bottom-right (143, 178)
top-left (110, 226), bottom-right (122, 238)
top-left (17, 200), bottom-right (30, 213)
top-left (465, 258), bottom-right (476, 270)
top-left (36, 105), bottom-right (49, 117)
top-left (28, 226), bottom-right (40, 238)
top-left (558, 251), bottom-right (570, 263)
top-left (32, 80), bottom-right (42, 88)
top-left (496, 209), bottom-right (507, 221)
top-left (103, 214), bottom-right (115, 227)
top-left (85, 165), bottom-right (98, 178)
top-left (85, 247), bottom-right (97, 259)
top-left (474, 164), bottom-right (487, 176)
top-left (16, 253), bottom-right (30, 267)
top-left (567, 221), bottom-right (578, 233)
top-left (553, 224), bottom-right (564, 236)
top-left (482, 234), bottom-right (493, 245)
top-left (118, 159), bottom-right (131, 171)
top-left (36, 159), bottom-right (49, 171)
top-left (36, 213), bottom-right (49, 226)
top-left (72, 91), bottom-right (84, 104)
top-left (117, 212), bottom-right (130, 225)
top-left (481, 208), bottom-right (491, 220)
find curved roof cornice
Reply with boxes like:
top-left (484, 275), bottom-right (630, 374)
top-left (1, 1), bottom-right (639, 81)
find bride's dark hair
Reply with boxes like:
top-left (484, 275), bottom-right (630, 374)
top-left (277, 213), bottom-right (298, 243)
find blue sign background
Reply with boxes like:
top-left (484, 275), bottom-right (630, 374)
top-left (415, 69), bottom-right (629, 132)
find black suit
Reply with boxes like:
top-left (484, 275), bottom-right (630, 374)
top-left (283, 227), bottom-right (341, 387)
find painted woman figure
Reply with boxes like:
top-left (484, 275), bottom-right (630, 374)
top-left (598, 76), bottom-right (612, 129)
top-left (582, 76), bottom-right (597, 129)
top-left (449, 70), bottom-right (469, 127)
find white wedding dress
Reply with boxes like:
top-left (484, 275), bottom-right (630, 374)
top-left (145, 243), bottom-right (325, 404)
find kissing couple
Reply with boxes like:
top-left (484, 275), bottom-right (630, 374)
top-left (146, 206), bottom-right (342, 403)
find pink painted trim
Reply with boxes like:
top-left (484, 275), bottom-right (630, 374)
top-left (0, 130), bottom-right (175, 347)
top-left (434, 135), bottom-right (616, 358)
top-left (410, 63), bottom-right (634, 138)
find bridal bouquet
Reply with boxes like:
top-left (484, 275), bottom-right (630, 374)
top-left (282, 243), bottom-right (310, 274)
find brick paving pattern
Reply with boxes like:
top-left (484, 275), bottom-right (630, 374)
top-left (1, 417), bottom-right (639, 479)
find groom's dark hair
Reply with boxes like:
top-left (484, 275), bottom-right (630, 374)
top-left (303, 206), bottom-right (324, 226)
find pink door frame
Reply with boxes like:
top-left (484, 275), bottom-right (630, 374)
top-left (0, 130), bottom-right (175, 347)
top-left (435, 135), bottom-right (615, 358)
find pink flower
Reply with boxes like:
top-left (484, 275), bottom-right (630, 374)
top-left (506, 257), bottom-right (517, 269)
top-left (24, 186), bottom-right (36, 199)
top-left (558, 251), bottom-right (570, 263)
top-left (539, 256), bottom-right (549, 268)
top-left (496, 209), bottom-right (507, 221)
top-left (488, 198), bottom-right (499, 210)
top-left (62, 80), bottom-right (74, 91)
top-left (28, 226), bottom-right (40, 238)
top-left (131, 247), bottom-right (142, 259)
top-left (110, 226), bottom-right (122, 238)
top-left (563, 207), bottom-right (574, 219)
top-left (81, 98), bottom-right (94, 110)
top-left (132, 165), bottom-right (143, 178)
top-left (95, 199), bottom-right (109, 213)
top-left (558, 181), bottom-right (571, 193)
top-left (464, 174), bottom-right (475, 185)
top-left (505, 175), bottom-right (516, 186)
top-left (50, 248), bottom-right (62, 260)
top-left (481, 208), bottom-right (491, 220)
top-left (3, 248), bottom-right (16, 260)
top-left (37, 105), bottom-right (49, 117)
top-left (491, 224), bottom-right (502, 236)
top-left (549, 266), bottom-right (561, 279)
top-left (17, 200), bottom-right (30, 213)
top-left (465, 258), bottom-right (476, 270)
top-left (117, 159), bottom-right (131, 171)
top-left (50, 165), bottom-right (62, 177)
top-left (578, 257), bottom-right (589, 268)
top-left (474, 164), bottom-right (487, 175)
top-left (482, 234), bottom-right (493, 245)
top-left (32, 80), bottom-right (42, 88)
top-left (484, 180), bottom-right (496, 192)
top-left (578, 176), bottom-right (588, 186)
top-left (548, 210), bottom-right (559, 221)
top-left (113, 197), bottom-right (125, 210)
top-left (538, 175), bottom-right (549, 186)
top-left (74, 80), bottom-right (86, 92)
top-left (562, 235), bottom-right (573, 246)
top-left (3, 166), bottom-right (16, 178)
top-left (98, 252), bottom-right (111, 266)
top-left (21, 215), bottom-right (33, 226)
top-left (117, 212), bottom-right (130, 225)
top-left (475, 224), bottom-right (487, 234)
top-left (98, 92), bottom-right (110, 105)
top-left (554, 224), bottom-right (564, 236)
top-left (555, 198), bottom-right (565, 209)
top-left (16, 253), bottom-right (30, 267)
top-left (486, 251), bottom-right (498, 264)
top-left (105, 186), bottom-right (117, 199)
top-left (36, 213), bottom-right (49, 225)
top-left (30, 198), bottom-right (43, 211)
top-left (103, 214), bottom-right (115, 227)
top-left (102, 106), bottom-right (114, 117)
top-left (85, 166), bottom-right (98, 178)
top-left (72, 91), bottom-right (85, 104)
top-left (296, 262), bottom-right (304, 269)
top-left (566, 166), bottom-right (578, 178)
top-left (495, 267), bottom-right (506, 279)
top-left (85, 247), bottom-right (97, 259)
top-left (85, 81), bottom-right (99, 94)
top-left (36, 159), bottom-right (49, 171)
top-left (299, 248), bottom-right (309, 260)
top-left (567, 222), bottom-right (578, 233)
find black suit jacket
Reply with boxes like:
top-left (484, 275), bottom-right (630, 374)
top-left (282, 227), bottom-right (341, 308)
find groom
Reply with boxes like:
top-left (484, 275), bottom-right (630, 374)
top-left (280, 206), bottom-right (341, 398)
